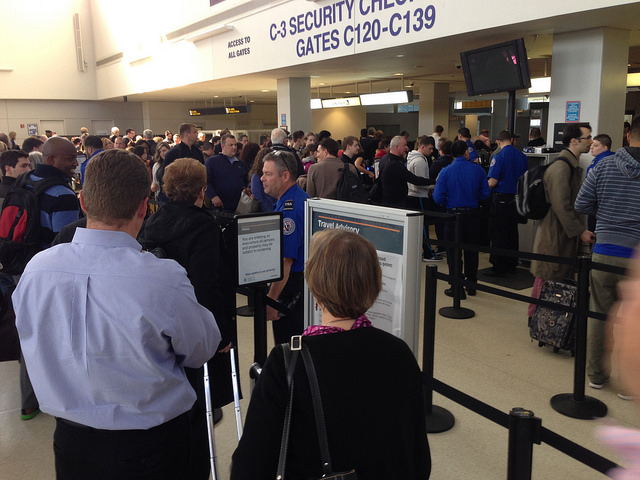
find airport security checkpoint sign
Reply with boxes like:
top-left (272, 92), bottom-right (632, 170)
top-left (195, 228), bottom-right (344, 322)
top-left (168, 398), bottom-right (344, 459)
top-left (305, 199), bottom-right (423, 355)
top-left (211, 0), bottom-right (440, 79)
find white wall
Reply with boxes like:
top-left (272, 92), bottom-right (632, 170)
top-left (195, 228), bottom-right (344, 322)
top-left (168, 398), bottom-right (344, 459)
top-left (2, 0), bottom-right (97, 100)
top-left (0, 99), bottom-right (140, 143)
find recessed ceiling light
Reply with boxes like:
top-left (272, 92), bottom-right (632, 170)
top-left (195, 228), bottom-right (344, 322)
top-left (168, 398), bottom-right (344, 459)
top-left (393, 72), bottom-right (403, 76)
top-left (261, 89), bottom-right (270, 92)
top-left (396, 54), bottom-right (405, 58)
top-left (319, 82), bottom-right (327, 86)
top-left (213, 95), bottom-right (219, 98)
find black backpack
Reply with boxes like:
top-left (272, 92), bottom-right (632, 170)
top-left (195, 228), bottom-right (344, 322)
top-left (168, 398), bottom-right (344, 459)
top-left (0, 172), bottom-right (69, 275)
top-left (515, 156), bottom-right (572, 220)
top-left (336, 165), bottom-right (369, 203)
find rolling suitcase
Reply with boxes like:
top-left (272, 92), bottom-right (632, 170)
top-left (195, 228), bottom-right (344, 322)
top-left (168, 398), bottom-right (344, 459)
top-left (529, 279), bottom-right (577, 354)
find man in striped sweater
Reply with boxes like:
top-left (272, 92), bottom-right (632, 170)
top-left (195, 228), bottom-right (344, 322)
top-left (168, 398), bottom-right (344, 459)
top-left (32, 137), bottom-right (81, 248)
top-left (575, 116), bottom-right (640, 398)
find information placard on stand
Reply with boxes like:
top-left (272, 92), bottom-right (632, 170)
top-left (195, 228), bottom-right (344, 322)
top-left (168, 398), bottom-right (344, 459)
top-left (234, 212), bottom-right (283, 287)
top-left (305, 199), bottom-right (423, 355)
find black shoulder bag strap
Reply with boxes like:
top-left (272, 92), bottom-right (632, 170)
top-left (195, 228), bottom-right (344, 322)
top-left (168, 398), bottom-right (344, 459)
top-left (300, 344), bottom-right (336, 477)
top-left (276, 336), bottom-right (300, 480)
top-left (301, 344), bottom-right (358, 479)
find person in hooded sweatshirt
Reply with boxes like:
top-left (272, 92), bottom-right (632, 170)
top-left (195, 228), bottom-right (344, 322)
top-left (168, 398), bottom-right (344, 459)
top-left (138, 157), bottom-right (236, 480)
top-left (575, 116), bottom-right (640, 396)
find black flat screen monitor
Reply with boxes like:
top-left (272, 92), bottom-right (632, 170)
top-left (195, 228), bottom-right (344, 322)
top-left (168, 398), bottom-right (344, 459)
top-left (460, 38), bottom-right (531, 96)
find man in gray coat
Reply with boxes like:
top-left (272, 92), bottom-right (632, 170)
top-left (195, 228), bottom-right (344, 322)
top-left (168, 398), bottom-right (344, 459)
top-left (530, 124), bottom-right (594, 281)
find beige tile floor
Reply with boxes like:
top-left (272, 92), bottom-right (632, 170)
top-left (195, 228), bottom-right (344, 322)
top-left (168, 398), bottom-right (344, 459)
top-left (1, 252), bottom-right (638, 479)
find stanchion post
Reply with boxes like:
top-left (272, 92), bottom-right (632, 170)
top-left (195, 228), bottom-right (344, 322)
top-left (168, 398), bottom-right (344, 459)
top-left (452, 213), bottom-right (463, 308)
top-left (439, 213), bottom-right (475, 319)
top-left (253, 286), bottom-right (268, 366)
top-left (572, 255), bottom-right (590, 401)
top-left (506, 408), bottom-right (541, 480)
top-left (423, 263), bottom-right (455, 433)
top-left (550, 256), bottom-right (607, 419)
top-left (423, 264), bottom-right (438, 412)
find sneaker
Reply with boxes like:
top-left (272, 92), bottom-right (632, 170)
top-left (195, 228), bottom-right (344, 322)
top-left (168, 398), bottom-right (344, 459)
top-left (618, 392), bottom-right (635, 401)
top-left (423, 254), bottom-right (443, 262)
top-left (466, 287), bottom-right (476, 296)
top-left (20, 408), bottom-right (40, 421)
top-left (588, 378), bottom-right (609, 389)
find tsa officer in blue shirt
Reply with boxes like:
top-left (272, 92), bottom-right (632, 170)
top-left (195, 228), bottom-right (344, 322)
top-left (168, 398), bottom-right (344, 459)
top-left (486, 131), bottom-right (529, 276)
top-left (457, 127), bottom-right (479, 163)
top-left (262, 150), bottom-right (310, 344)
top-left (434, 140), bottom-right (490, 297)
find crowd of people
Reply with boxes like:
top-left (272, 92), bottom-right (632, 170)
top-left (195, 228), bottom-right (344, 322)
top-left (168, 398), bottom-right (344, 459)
top-left (1, 116), bottom-right (638, 479)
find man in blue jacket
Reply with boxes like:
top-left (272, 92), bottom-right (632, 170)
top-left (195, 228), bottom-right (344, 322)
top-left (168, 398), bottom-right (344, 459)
top-left (205, 133), bottom-right (248, 212)
top-left (434, 140), bottom-right (490, 297)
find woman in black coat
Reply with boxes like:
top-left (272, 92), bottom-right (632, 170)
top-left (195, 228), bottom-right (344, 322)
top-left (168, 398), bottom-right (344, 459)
top-left (138, 157), bottom-right (236, 480)
top-left (231, 229), bottom-right (430, 479)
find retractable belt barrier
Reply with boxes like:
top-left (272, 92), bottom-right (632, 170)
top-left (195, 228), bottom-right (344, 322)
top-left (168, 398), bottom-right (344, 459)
top-left (419, 209), bottom-right (629, 478)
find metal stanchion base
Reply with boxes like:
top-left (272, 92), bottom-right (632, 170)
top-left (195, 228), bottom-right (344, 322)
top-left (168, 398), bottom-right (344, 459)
top-left (550, 393), bottom-right (608, 419)
top-left (236, 305), bottom-right (254, 316)
top-left (425, 405), bottom-right (455, 433)
top-left (439, 306), bottom-right (475, 319)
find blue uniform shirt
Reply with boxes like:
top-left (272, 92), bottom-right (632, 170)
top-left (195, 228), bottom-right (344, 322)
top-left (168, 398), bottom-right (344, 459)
top-left (487, 144), bottom-right (529, 194)
top-left (274, 184), bottom-right (309, 273)
top-left (433, 157), bottom-right (490, 208)
top-left (80, 149), bottom-right (103, 185)
top-left (465, 139), bottom-right (479, 162)
top-left (586, 149), bottom-right (614, 177)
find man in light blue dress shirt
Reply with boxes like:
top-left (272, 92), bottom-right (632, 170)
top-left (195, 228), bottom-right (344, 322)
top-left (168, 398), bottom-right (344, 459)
top-left (13, 149), bottom-right (221, 480)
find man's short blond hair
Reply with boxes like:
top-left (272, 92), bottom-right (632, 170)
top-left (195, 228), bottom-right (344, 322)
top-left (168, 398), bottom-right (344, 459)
top-left (83, 149), bottom-right (150, 222)
top-left (163, 158), bottom-right (206, 203)
top-left (305, 229), bottom-right (381, 319)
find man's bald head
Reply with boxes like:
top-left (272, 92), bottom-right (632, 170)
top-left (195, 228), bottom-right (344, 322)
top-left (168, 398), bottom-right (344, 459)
top-left (42, 137), bottom-right (78, 179)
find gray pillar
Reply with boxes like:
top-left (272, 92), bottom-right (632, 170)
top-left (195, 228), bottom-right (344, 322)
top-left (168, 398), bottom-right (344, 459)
top-left (548, 28), bottom-right (629, 151)
top-left (277, 77), bottom-right (311, 133)
top-left (418, 82), bottom-right (449, 136)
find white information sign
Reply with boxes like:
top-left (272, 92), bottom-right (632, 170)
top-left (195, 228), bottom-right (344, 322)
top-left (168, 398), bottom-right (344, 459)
top-left (235, 213), bottom-right (283, 287)
top-left (305, 199), bottom-right (422, 355)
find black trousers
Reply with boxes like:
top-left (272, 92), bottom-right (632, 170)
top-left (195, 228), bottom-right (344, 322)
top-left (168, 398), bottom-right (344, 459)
top-left (489, 193), bottom-right (520, 273)
top-left (445, 211), bottom-right (480, 285)
top-left (272, 272), bottom-right (305, 344)
top-left (54, 412), bottom-right (190, 480)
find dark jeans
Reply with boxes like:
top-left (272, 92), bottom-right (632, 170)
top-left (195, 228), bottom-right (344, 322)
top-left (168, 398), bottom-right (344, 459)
top-left (489, 193), bottom-right (520, 273)
top-left (54, 412), bottom-right (190, 480)
top-left (272, 272), bottom-right (305, 344)
top-left (406, 196), bottom-right (436, 257)
top-left (445, 210), bottom-right (480, 287)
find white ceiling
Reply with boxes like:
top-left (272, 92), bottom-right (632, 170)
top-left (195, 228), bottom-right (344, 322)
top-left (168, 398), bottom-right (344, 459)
top-left (121, 3), bottom-right (640, 106)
